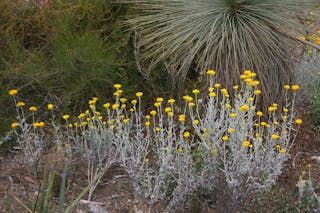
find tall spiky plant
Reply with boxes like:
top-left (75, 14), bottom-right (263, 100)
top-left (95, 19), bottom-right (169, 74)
top-left (127, 0), bottom-right (317, 104)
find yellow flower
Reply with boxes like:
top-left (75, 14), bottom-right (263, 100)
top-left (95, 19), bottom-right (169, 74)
top-left (112, 103), bottom-right (119, 109)
top-left (62, 114), bottom-right (70, 120)
top-left (233, 85), bottom-right (239, 90)
top-left (131, 100), bottom-right (137, 105)
top-left (9, 89), bottom-right (18, 96)
top-left (291, 85), bottom-right (300, 91)
top-left (271, 134), bottom-right (280, 140)
top-left (120, 98), bottom-right (127, 103)
top-left (208, 87), bottom-right (214, 92)
top-left (154, 102), bottom-right (161, 107)
top-left (113, 84), bottom-right (122, 89)
top-left (243, 70), bottom-right (252, 75)
top-left (168, 112), bottom-right (174, 117)
top-left (280, 149), bottom-right (287, 154)
top-left (178, 147), bottom-right (183, 153)
top-left (11, 122), bottom-right (19, 128)
top-left (244, 78), bottom-right (253, 84)
top-left (113, 91), bottom-right (120, 97)
top-left (230, 113), bottom-right (237, 118)
top-left (188, 102), bottom-right (195, 107)
top-left (16, 102), bottom-right (25, 107)
top-left (283, 85), bottom-right (290, 90)
top-left (156, 97), bottom-right (164, 102)
top-left (89, 99), bottom-right (97, 105)
top-left (240, 74), bottom-right (247, 79)
top-left (242, 141), bottom-right (250, 147)
top-left (145, 121), bottom-right (151, 127)
top-left (214, 83), bottom-right (221, 88)
top-left (47, 104), bottom-right (54, 110)
top-left (256, 111), bottom-right (263, 117)
top-left (225, 104), bottom-right (232, 109)
top-left (103, 103), bottom-right (110, 108)
top-left (227, 128), bottom-right (235, 134)
top-left (192, 89), bottom-right (200, 94)
top-left (150, 110), bottom-right (157, 116)
top-left (155, 127), bottom-right (161, 132)
top-left (299, 36), bottom-right (306, 41)
top-left (268, 106), bottom-right (277, 112)
top-left (275, 145), bottom-right (280, 149)
top-left (250, 80), bottom-right (260, 86)
top-left (178, 114), bottom-right (185, 122)
top-left (33, 122), bottom-right (40, 127)
top-left (183, 131), bottom-right (190, 138)
top-left (145, 115), bottom-right (151, 119)
top-left (123, 118), bottom-right (129, 123)
top-left (77, 113), bottom-right (86, 119)
top-left (209, 92), bottom-right (216, 97)
top-left (249, 97), bottom-right (254, 102)
top-left (183, 95), bottom-right (193, 102)
top-left (220, 88), bottom-right (228, 94)
top-left (240, 105), bottom-right (249, 112)
top-left (29, 106), bottom-right (37, 112)
top-left (121, 104), bottom-right (126, 109)
top-left (206, 70), bottom-right (216, 75)
top-left (260, 122), bottom-right (267, 126)
top-left (273, 121), bottom-right (279, 125)
top-left (254, 90), bottom-right (261, 95)
top-left (222, 135), bottom-right (228, 141)
top-left (136, 92), bottom-right (143, 97)
top-left (168, 98), bottom-right (175, 104)
top-left (33, 122), bottom-right (45, 127)
top-left (295, 119), bottom-right (303, 125)
top-left (210, 148), bottom-right (218, 154)
top-left (283, 108), bottom-right (289, 113)
top-left (193, 119), bottom-right (199, 125)
top-left (165, 107), bottom-right (171, 112)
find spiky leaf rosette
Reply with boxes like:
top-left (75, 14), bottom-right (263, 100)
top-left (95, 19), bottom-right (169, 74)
top-left (127, 0), bottom-right (317, 104)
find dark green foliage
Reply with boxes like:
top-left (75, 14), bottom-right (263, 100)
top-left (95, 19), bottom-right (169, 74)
top-left (0, 0), bottom-right (150, 137)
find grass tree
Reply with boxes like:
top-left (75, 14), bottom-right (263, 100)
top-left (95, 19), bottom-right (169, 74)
top-left (127, 0), bottom-right (317, 104)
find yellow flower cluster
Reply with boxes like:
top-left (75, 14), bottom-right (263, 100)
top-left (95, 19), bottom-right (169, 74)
top-left (8, 69), bottom-right (301, 159)
top-left (240, 70), bottom-right (260, 86)
top-left (33, 121), bottom-right (45, 127)
top-left (283, 84), bottom-right (300, 91)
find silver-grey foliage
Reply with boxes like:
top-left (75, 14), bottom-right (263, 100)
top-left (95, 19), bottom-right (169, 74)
top-left (127, 0), bottom-right (317, 101)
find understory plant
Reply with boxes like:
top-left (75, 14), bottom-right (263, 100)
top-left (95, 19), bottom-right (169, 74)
top-left (9, 70), bottom-right (303, 211)
top-left (296, 164), bottom-right (320, 211)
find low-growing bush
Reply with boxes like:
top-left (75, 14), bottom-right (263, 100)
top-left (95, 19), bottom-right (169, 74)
top-left (8, 70), bottom-right (303, 211)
